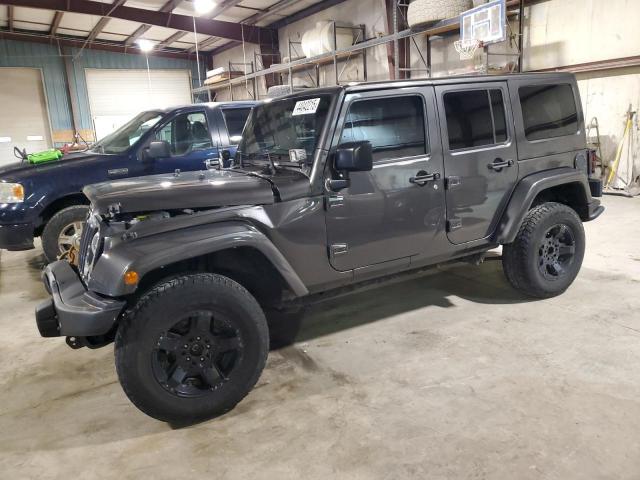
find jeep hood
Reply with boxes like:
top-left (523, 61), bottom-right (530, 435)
top-left (84, 169), bottom-right (277, 214)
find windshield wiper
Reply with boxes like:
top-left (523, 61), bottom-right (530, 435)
top-left (237, 151), bottom-right (278, 174)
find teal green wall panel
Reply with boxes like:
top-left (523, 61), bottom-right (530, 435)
top-left (0, 39), bottom-right (203, 144)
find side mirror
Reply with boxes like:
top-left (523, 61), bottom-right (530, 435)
top-left (217, 149), bottom-right (233, 168)
top-left (145, 140), bottom-right (171, 160)
top-left (335, 141), bottom-right (373, 172)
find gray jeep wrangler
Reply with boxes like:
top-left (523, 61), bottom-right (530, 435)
top-left (36, 73), bottom-right (603, 423)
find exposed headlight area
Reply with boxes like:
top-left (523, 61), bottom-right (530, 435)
top-left (0, 182), bottom-right (25, 203)
top-left (79, 212), bottom-right (103, 281)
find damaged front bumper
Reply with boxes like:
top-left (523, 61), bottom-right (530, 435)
top-left (35, 260), bottom-right (126, 341)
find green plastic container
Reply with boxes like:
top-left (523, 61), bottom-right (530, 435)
top-left (27, 149), bottom-right (63, 165)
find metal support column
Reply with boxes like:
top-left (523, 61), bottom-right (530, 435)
top-left (61, 47), bottom-right (82, 141)
top-left (517, 0), bottom-right (525, 72)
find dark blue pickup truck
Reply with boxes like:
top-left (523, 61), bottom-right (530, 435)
top-left (0, 101), bottom-right (257, 262)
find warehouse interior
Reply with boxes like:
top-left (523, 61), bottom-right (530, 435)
top-left (0, 0), bottom-right (639, 478)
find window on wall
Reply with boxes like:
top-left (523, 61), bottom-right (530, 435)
top-left (340, 95), bottom-right (428, 162)
top-left (443, 88), bottom-right (508, 150)
top-left (156, 111), bottom-right (212, 156)
top-left (519, 84), bottom-right (578, 141)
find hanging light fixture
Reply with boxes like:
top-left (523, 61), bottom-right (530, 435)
top-left (194, 0), bottom-right (216, 15)
top-left (136, 38), bottom-right (155, 52)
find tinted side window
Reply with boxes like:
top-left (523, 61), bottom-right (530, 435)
top-left (222, 108), bottom-right (252, 143)
top-left (490, 89), bottom-right (507, 143)
top-left (340, 95), bottom-right (427, 162)
top-left (156, 111), bottom-right (212, 156)
top-left (519, 84), bottom-right (578, 141)
top-left (444, 89), bottom-right (508, 150)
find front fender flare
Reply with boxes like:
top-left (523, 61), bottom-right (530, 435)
top-left (88, 221), bottom-right (309, 298)
top-left (494, 167), bottom-right (598, 244)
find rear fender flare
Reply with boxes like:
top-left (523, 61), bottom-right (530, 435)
top-left (494, 168), bottom-right (591, 244)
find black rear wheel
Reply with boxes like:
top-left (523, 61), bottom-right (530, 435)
top-left (115, 273), bottom-right (268, 423)
top-left (502, 202), bottom-right (585, 298)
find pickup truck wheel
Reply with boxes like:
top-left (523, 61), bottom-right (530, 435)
top-left (41, 205), bottom-right (89, 263)
top-left (114, 273), bottom-right (269, 424)
top-left (502, 202), bottom-right (585, 298)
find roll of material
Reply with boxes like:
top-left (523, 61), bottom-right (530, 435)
top-left (301, 21), bottom-right (354, 58)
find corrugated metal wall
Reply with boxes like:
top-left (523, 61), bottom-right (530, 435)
top-left (0, 39), bottom-right (202, 146)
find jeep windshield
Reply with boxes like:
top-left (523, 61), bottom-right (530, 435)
top-left (91, 111), bottom-right (163, 155)
top-left (237, 94), bottom-right (333, 166)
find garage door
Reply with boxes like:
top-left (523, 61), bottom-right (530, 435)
top-left (85, 68), bottom-right (192, 141)
top-left (0, 68), bottom-right (52, 166)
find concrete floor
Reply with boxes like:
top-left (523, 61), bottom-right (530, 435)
top-left (1, 195), bottom-right (639, 479)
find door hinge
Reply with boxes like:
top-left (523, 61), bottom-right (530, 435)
top-left (447, 218), bottom-right (462, 232)
top-left (445, 176), bottom-right (461, 190)
top-left (330, 243), bottom-right (348, 256)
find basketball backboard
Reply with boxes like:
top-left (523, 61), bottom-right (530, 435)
top-left (460, 0), bottom-right (507, 45)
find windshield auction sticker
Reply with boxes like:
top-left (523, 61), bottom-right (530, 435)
top-left (292, 98), bottom-right (321, 116)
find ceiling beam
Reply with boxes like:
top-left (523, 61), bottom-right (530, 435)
top-left (86, 16), bottom-right (110, 42)
top-left (0, 0), bottom-right (276, 44)
top-left (159, 0), bottom-right (183, 13)
top-left (187, 36), bottom-right (220, 53)
top-left (0, 30), bottom-right (194, 59)
top-left (242, 0), bottom-right (299, 24)
top-left (50, 11), bottom-right (63, 35)
top-left (269, 0), bottom-right (350, 29)
top-left (86, 0), bottom-right (126, 43)
top-left (208, 0), bottom-right (244, 19)
top-left (156, 30), bottom-right (187, 49)
top-left (125, 24), bottom-right (151, 46)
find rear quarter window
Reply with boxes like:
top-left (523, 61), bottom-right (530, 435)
top-left (222, 108), bottom-right (252, 144)
top-left (519, 84), bottom-right (578, 141)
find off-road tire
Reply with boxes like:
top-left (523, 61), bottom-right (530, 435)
top-left (41, 205), bottom-right (89, 263)
top-left (408, 0), bottom-right (473, 28)
top-left (266, 307), bottom-right (306, 349)
top-left (502, 202), bottom-right (585, 298)
top-left (114, 273), bottom-right (269, 424)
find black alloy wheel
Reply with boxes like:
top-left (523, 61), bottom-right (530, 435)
top-left (152, 311), bottom-right (244, 398)
top-left (537, 223), bottom-right (577, 281)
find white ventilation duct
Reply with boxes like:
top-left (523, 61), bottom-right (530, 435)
top-left (301, 21), bottom-right (354, 58)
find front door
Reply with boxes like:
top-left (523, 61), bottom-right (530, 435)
top-left (151, 110), bottom-right (219, 173)
top-left (435, 83), bottom-right (519, 244)
top-left (324, 87), bottom-right (445, 272)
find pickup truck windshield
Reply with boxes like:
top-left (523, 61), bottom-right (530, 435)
top-left (238, 95), bottom-right (332, 163)
top-left (91, 111), bottom-right (163, 154)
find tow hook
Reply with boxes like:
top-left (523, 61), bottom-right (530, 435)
top-left (66, 336), bottom-right (85, 349)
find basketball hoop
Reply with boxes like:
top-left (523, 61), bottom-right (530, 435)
top-left (454, 39), bottom-right (482, 60)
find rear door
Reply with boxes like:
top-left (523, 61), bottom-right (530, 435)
top-left (435, 82), bottom-right (518, 244)
top-left (324, 87), bottom-right (445, 271)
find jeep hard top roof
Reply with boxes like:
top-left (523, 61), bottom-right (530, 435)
top-left (274, 72), bottom-right (576, 100)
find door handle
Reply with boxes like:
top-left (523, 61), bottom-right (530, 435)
top-left (488, 159), bottom-right (514, 171)
top-left (410, 171), bottom-right (440, 186)
top-left (205, 158), bottom-right (220, 170)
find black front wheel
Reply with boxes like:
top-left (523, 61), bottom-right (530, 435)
top-left (41, 205), bottom-right (89, 263)
top-left (502, 202), bottom-right (585, 298)
top-left (115, 273), bottom-right (269, 423)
